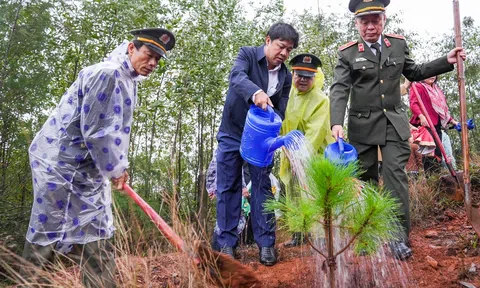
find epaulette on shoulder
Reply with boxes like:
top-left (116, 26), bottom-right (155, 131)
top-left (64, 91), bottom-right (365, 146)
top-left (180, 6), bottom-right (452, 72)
top-left (339, 41), bottom-right (357, 51)
top-left (385, 33), bottom-right (405, 40)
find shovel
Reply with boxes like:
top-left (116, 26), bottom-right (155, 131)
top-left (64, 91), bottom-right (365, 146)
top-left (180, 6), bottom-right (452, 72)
top-left (123, 183), bottom-right (261, 288)
top-left (451, 0), bottom-right (480, 237)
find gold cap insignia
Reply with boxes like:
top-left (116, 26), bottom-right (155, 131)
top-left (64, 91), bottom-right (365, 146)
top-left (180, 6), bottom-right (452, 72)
top-left (159, 34), bottom-right (170, 45)
top-left (303, 56), bottom-right (312, 64)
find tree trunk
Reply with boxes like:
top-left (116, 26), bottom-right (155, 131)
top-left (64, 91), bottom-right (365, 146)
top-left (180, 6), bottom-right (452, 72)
top-left (0, 2), bottom-right (23, 197)
top-left (197, 93), bottom-right (207, 228)
top-left (171, 110), bottom-right (182, 226)
top-left (0, 1), bottom-right (22, 92)
top-left (323, 205), bottom-right (336, 288)
top-left (146, 108), bottom-right (158, 199)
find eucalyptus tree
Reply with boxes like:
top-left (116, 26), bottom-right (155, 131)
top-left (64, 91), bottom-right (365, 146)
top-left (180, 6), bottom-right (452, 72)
top-left (0, 0), bottom-right (55, 248)
top-left (140, 0), bottom-right (284, 225)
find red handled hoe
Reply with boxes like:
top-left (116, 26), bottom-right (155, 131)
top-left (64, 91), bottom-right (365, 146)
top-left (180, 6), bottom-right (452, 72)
top-left (123, 183), bottom-right (261, 288)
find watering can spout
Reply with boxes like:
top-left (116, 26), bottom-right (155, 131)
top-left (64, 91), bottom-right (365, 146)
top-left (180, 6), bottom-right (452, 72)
top-left (240, 104), bottom-right (304, 167)
top-left (265, 136), bottom-right (285, 153)
top-left (265, 130), bottom-right (303, 153)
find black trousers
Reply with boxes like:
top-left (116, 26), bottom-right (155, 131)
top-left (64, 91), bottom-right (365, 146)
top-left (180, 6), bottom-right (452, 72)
top-left (423, 122), bottom-right (443, 175)
top-left (350, 123), bottom-right (411, 240)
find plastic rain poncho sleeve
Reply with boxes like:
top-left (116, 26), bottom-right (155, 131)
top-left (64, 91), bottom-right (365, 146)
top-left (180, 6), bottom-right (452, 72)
top-left (279, 69), bottom-right (334, 194)
top-left (25, 41), bottom-right (144, 253)
top-left (81, 70), bottom-right (129, 179)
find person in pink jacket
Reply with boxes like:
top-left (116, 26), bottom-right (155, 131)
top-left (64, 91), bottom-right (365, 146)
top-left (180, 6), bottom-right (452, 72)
top-left (409, 76), bottom-right (458, 175)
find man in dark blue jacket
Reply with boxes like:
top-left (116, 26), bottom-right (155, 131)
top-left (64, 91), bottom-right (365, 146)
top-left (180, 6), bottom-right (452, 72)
top-left (216, 22), bottom-right (299, 266)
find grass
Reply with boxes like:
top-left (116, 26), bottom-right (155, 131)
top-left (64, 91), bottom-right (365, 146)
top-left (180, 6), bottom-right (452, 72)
top-left (2, 154), bottom-right (478, 287)
top-left (408, 174), bottom-right (442, 226)
top-left (0, 190), bottom-right (217, 288)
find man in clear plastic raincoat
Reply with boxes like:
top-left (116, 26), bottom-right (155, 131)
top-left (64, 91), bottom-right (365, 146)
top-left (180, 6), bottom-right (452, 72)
top-left (279, 53), bottom-right (334, 247)
top-left (21, 28), bottom-right (175, 287)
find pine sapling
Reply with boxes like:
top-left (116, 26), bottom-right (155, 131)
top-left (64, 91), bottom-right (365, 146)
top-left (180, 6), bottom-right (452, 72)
top-left (265, 156), bottom-right (401, 288)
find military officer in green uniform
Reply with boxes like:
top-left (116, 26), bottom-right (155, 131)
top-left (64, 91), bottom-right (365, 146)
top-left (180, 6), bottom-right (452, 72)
top-left (330, 0), bottom-right (466, 260)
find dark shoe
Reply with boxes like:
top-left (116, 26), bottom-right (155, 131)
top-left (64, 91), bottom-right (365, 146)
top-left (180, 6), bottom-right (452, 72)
top-left (259, 246), bottom-right (277, 266)
top-left (389, 241), bottom-right (412, 261)
top-left (220, 246), bottom-right (235, 259)
top-left (284, 232), bottom-right (304, 248)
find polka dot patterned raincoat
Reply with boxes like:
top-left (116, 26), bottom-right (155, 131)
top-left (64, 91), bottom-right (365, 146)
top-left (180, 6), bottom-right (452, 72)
top-left (26, 41), bottom-right (144, 252)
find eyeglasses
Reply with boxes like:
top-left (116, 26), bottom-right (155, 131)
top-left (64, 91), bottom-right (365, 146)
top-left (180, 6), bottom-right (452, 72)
top-left (295, 74), bottom-right (314, 80)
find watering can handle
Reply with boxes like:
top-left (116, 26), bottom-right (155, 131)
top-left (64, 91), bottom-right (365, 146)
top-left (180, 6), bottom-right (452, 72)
top-left (267, 105), bottom-right (275, 122)
top-left (338, 137), bottom-right (345, 155)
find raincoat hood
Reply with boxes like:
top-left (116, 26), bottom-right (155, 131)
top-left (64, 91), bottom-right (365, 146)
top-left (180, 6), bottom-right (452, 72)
top-left (104, 40), bottom-right (148, 82)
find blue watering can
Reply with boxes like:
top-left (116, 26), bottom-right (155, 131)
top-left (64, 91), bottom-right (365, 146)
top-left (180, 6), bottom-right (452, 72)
top-left (240, 104), bottom-right (303, 167)
top-left (324, 137), bottom-right (358, 166)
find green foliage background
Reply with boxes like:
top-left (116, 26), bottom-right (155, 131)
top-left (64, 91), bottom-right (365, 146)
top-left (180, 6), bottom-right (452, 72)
top-left (0, 0), bottom-right (479, 256)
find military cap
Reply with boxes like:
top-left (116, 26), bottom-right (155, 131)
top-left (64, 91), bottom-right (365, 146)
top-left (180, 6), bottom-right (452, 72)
top-left (130, 28), bottom-right (175, 58)
top-left (289, 53), bottom-right (322, 77)
top-left (349, 0), bottom-right (390, 17)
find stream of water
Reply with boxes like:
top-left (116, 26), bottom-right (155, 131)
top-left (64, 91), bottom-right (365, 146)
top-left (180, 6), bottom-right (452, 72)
top-left (283, 134), bottom-right (411, 288)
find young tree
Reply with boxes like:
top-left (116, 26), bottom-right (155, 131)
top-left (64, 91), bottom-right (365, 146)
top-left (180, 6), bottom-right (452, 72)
top-left (266, 156), bottom-right (401, 288)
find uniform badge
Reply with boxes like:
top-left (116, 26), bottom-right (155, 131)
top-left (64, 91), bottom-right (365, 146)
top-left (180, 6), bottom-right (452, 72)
top-left (303, 56), bottom-right (312, 64)
top-left (358, 43), bottom-right (365, 52)
top-left (384, 38), bottom-right (391, 47)
top-left (159, 34), bottom-right (170, 45)
top-left (355, 57), bottom-right (367, 62)
top-left (363, 0), bottom-right (373, 2)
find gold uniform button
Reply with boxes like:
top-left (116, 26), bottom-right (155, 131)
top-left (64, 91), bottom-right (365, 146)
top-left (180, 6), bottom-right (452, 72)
top-left (380, 80), bottom-right (384, 84)
top-left (383, 109), bottom-right (387, 112)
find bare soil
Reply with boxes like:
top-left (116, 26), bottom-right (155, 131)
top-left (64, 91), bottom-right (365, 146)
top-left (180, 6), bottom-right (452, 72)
top-left (9, 173), bottom-right (480, 287)
top-left (132, 205), bottom-right (480, 288)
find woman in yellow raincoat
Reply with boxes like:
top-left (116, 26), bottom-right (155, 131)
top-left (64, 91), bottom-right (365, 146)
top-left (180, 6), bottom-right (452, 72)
top-left (280, 53), bottom-right (334, 247)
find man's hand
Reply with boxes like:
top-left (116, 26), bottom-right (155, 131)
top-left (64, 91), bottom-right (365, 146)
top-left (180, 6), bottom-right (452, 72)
top-left (447, 47), bottom-right (467, 64)
top-left (418, 114), bottom-right (429, 127)
top-left (254, 91), bottom-right (274, 111)
top-left (111, 171), bottom-right (129, 191)
top-left (404, 78), bottom-right (411, 89)
top-left (331, 125), bottom-right (344, 140)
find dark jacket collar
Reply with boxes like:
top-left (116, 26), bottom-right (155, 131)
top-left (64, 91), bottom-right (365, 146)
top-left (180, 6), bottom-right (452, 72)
top-left (257, 45), bottom-right (266, 62)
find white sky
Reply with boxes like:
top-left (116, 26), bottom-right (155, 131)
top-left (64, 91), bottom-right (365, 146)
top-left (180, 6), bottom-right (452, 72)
top-left (282, 0), bottom-right (480, 37)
